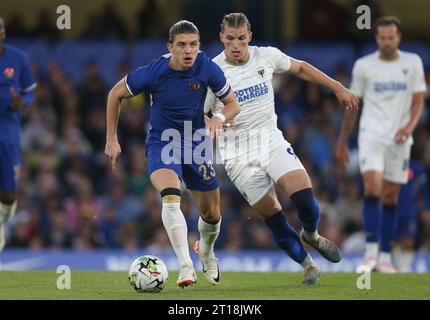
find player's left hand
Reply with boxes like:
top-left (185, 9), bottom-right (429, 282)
top-left (334, 85), bottom-right (359, 111)
top-left (206, 117), bottom-right (223, 139)
top-left (9, 87), bottom-right (25, 110)
top-left (394, 125), bottom-right (413, 144)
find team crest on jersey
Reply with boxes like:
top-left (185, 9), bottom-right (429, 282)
top-left (188, 81), bottom-right (201, 91)
top-left (287, 147), bottom-right (297, 159)
top-left (4, 67), bottom-right (14, 78)
top-left (256, 67), bottom-right (265, 78)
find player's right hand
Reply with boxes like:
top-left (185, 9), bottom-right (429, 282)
top-left (334, 85), bottom-right (359, 112)
top-left (335, 142), bottom-right (349, 166)
top-left (105, 139), bottom-right (121, 170)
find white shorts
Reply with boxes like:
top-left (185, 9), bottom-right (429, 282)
top-left (223, 139), bottom-right (305, 206)
top-left (358, 139), bottom-right (411, 184)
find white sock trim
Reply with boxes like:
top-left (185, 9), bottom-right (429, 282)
top-left (364, 242), bottom-right (379, 258)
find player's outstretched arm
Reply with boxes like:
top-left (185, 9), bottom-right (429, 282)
top-left (105, 79), bottom-right (132, 170)
top-left (206, 90), bottom-right (240, 138)
top-left (288, 58), bottom-right (359, 112)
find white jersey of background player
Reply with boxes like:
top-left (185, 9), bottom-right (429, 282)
top-left (353, 50), bottom-right (426, 150)
top-left (202, 13), bottom-right (358, 286)
top-left (336, 16), bottom-right (426, 273)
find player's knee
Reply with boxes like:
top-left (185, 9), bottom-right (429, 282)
top-left (200, 203), bottom-right (220, 223)
top-left (382, 191), bottom-right (399, 205)
top-left (363, 178), bottom-right (382, 197)
top-left (160, 188), bottom-right (181, 203)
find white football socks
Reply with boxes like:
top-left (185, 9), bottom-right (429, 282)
top-left (364, 242), bottom-right (379, 259)
top-left (378, 251), bottom-right (393, 265)
top-left (161, 200), bottom-right (193, 267)
top-left (198, 216), bottom-right (221, 258)
top-left (300, 254), bottom-right (316, 269)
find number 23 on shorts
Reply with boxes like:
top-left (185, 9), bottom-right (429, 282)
top-left (198, 161), bottom-right (216, 181)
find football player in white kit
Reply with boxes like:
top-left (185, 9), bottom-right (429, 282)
top-left (200, 13), bottom-right (359, 286)
top-left (336, 16), bottom-right (426, 273)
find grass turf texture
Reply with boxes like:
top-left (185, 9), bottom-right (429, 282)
top-left (0, 271), bottom-right (429, 300)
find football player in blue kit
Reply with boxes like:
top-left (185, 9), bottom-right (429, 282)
top-left (0, 17), bottom-right (37, 251)
top-left (105, 20), bottom-right (240, 287)
top-left (394, 159), bottom-right (430, 272)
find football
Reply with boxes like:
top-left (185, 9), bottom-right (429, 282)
top-left (128, 255), bottom-right (169, 293)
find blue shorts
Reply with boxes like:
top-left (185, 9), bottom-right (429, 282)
top-left (146, 142), bottom-right (218, 192)
top-left (0, 140), bottom-right (20, 191)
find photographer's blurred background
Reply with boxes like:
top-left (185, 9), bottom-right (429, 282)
top-left (1, 0), bottom-right (429, 270)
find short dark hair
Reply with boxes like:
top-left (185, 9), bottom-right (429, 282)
top-left (220, 12), bottom-right (251, 32)
top-left (168, 20), bottom-right (199, 43)
top-left (374, 16), bottom-right (401, 34)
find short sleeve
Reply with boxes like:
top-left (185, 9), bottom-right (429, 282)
top-left (207, 60), bottom-right (231, 100)
top-left (19, 50), bottom-right (36, 92)
top-left (204, 88), bottom-right (217, 114)
top-left (124, 66), bottom-right (152, 96)
top-left (350, 60), bottom-right (366, 98)
top-left (259, 47), bottom-right (291, 73)
top-left (411, 55), bottom-right (427, 93)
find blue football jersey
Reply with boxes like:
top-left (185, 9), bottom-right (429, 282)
top-left (124, 51), bottom-right (230, 144)
top-left (0, 44), bottom-right (36, 190)
top-left (0, 45), bottom-right (36, 135)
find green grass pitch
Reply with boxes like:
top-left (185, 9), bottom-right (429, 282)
top-left (0, 271), bottom-right (429, 300)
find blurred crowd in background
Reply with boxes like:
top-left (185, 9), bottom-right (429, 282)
top-left (2, 2), bottom-right (430, 255)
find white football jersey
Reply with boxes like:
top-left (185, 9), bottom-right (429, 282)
top-left (204, 46), bottom-right (291, 160)
top-left (350, 50), bottom-right (427, 145)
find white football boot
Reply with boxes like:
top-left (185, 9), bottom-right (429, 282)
top-left (194, 240), bottom-right (220, 285)
top-left (176, 263), bottom-right (197, 288)
top-left (302, 264), bottom-right (320, 286)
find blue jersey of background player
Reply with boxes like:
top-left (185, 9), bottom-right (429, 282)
top-left (105, 20), bottom-right (240, 287)
top-left (0, 17), bottom-right (36, 251)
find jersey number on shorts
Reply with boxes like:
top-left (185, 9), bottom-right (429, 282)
top-left (199, 161), bottom-right (216, 181)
